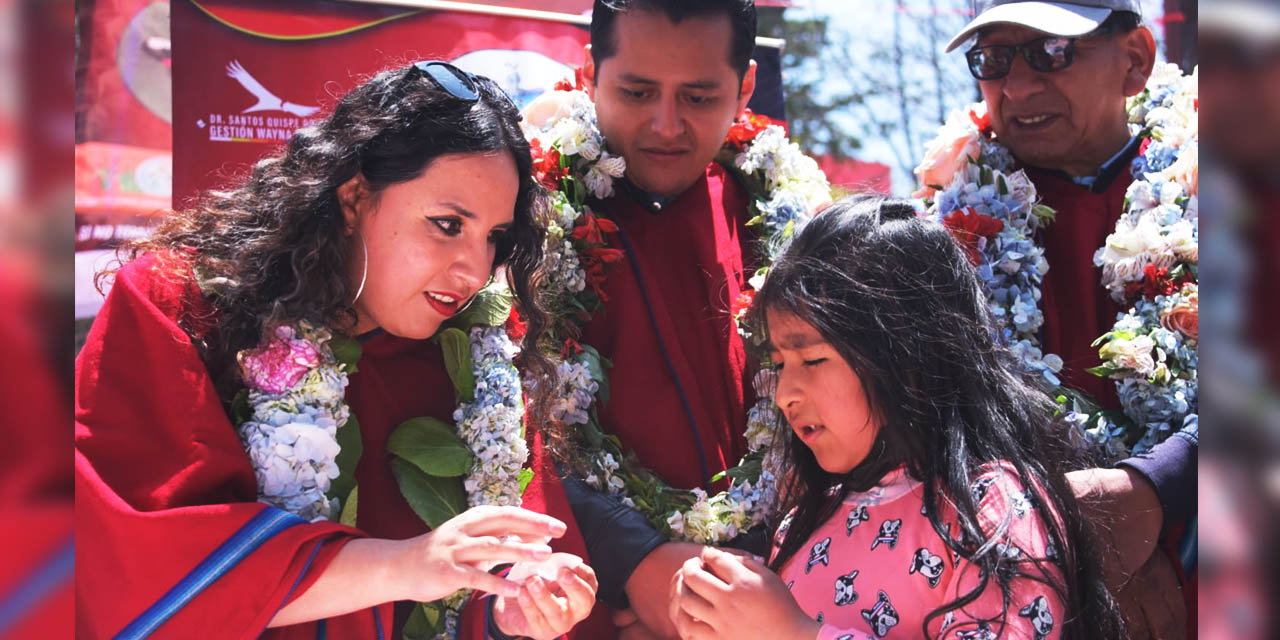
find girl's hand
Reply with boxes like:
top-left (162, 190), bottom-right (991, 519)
top-left (391, 505), bottom-right (566, 603)
top-left (671, 547), bottom-right (821, 640)
top-left (493, 552), bottom-right (599, 640)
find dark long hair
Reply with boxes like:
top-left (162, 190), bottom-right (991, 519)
top-left (110, 63), bottom-right (552, 398)
top-left (753, 196), bottom-right (1123, 640)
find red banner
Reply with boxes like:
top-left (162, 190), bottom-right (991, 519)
top-left (172, 0), bottom-right (591, 207)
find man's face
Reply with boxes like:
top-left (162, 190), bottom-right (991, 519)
top-left (976, 23), bottom-right (1148, 175)
top-left (1200, 33), bottom-right (1280, 169)
top-left (585, 10), bottom-right (756, 197)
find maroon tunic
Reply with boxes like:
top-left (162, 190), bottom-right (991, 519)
top-left (581, 162), bottom-right (756, 491)
top-left (1026, 166), bottom-right (1134, 410)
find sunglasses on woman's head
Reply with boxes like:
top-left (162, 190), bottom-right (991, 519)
top-left (409, 60), bottom-right (480, 101)
top-left (382, 60), bottom-right (519, 114)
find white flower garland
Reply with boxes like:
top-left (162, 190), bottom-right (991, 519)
top-left (234, 319), bottom-right (527, 639)
top-left (523, 85), bottom-right (830, 544)
top-left (915, 63), bottom-right (1198, 458)
top-left (237, 321), bottom-right (350, 522)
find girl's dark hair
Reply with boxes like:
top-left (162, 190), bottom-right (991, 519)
top-left (110, 63), bottom-right (553, 401)
top-left (753, 196), bottom-right (1123, 640)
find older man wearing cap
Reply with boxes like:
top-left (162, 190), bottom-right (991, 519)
top-left (945, 2), bottom-right (1195, 639)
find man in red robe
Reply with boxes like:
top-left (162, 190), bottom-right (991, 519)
top-left (549, 1), bottom-right (766, 638)
top-left (946, 1), bottom-right (1192, 637)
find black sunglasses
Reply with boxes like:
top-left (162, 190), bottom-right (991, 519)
top-left (965, 36), bottom-right (1077, 80)
top-left (381, 59), bottom-right (519, 115)
top-left (965, 20), bottom-right (1130, 81)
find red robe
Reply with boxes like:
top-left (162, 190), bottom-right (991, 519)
top-left (1026, 167), bottom-right (1133, 410)
top-left (581, 163), bottom-right (756, 492)
top-left (1247, 182), bottom-right (1280, 383)
top-left (75, 253), bottom-right (600, 639)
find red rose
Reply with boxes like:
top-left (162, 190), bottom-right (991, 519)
top-left (553, 67), bottom-right (585, 92)
top-left (731, 289), bottom-right (756, 318)
top-left (504, 307), bottom-right (528, 342)
top-left (725, 109), bottom-right (784, 150)
top-left (531, 139), bottom-right (567, 189)
top-left (942, 207), bottom-right (1004, 265)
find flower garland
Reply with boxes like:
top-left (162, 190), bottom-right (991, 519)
top-left (914, 62), bottom-right (1198, 459)
top-left (520, 76), bottom-right (831, 543)
top-left (231, 288), bottom-right (529, 639)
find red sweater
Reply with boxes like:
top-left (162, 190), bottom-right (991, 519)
top-left (1026, 166), bottom-right (1134, 410)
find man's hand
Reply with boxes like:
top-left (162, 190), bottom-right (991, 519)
top-left (1114, 549), bottom-right (1187, 640)
top-left (1067, 467), bottom-right (1163, 577)
top-left (1068, 466), bottom-right (1185, 640)
top-left (493, 552), bottom-right (598, 640)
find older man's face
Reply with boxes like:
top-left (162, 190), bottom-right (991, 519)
top-left (975, 23), bottom-right (1149, 176)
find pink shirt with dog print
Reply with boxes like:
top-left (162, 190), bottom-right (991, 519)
top-left (771, 465), bottom-right (1064, 640)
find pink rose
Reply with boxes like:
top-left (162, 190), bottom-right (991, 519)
top-left (913, 128), bottom-right (981, 200)
top-left (1160, 289), bottom-right (1198, 341)
top-left (521, 90), bottom-right (577, 130)
top-left (238, 326), bottom-right (321, 394)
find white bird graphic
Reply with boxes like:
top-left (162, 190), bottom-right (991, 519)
top-left (226, 60), bottom-right (320, 117)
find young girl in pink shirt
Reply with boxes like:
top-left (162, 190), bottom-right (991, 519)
top-left (670, 197), bottom-right (1123, 639)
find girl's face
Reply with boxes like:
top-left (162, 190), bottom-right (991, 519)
top-left (767, 310), bottom-right (881, 474)
top-left (343, 152), bottom-right (518, 339)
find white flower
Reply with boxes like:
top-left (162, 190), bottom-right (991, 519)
top-left (666, 511), bottom-right (685, 537)
top-left (1102, 335), bottom-right (1157, 376)
top-left (551, 116), bottom-right (601, 161)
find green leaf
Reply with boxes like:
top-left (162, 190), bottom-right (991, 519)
top-left (388, 417), bottom-right (475, 478)
top-left (229, 388), bottom-right (251, 425)
top-left (444, 282), bottom-right (514, 331)
top-left (402, 602), bottom-right (437, 640)
top-left (575, 343), bottom-right (612, 408)
top-left (518, 468), bottom-right (535, 495)
top-left (391, 457), bottom-right (468, 529)
top-left (339, 486), bottom-right (358, 527)
top-left (330, 337), bottom-right (362, 374)
top-left (437, 328), bottom-right (476, 403)
top-left (721, 457), bottom-right (762, 483)
top-left (327, 412), bottom-right (363, 503)
top-left (1085, 364), bottom-right (1122, 378)
top-left (996, 174), bottom-right (1009, 196)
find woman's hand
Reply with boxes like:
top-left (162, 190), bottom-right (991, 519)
top-left (391, 505), bottom-right (567, 603)
top-left (670, 547), bottom-right (820, 640)
top-left (492, 552), bottom-right (599, 640)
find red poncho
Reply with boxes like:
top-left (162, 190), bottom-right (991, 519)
top-left (75, 253), bottom-right (603, 638)
top-left (580, 163), bottom-right (756, 491)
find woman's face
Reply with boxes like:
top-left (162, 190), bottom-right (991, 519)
top-left (767, 310), bottom-right (881, 474)
top-left (343, 151), bottom-right (519, 339)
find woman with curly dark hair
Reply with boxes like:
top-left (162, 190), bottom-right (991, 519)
top-left (76, 62), bottom-right (597, 640)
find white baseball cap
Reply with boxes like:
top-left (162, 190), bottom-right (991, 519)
top-left (946, 0), bottom-right (1143, 52)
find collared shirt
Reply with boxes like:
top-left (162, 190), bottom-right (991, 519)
top-left (1038, 135), bottom-right (1144, 194)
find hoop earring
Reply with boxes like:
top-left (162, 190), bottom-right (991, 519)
top-left (353, 231), bottom-right (369, 304)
